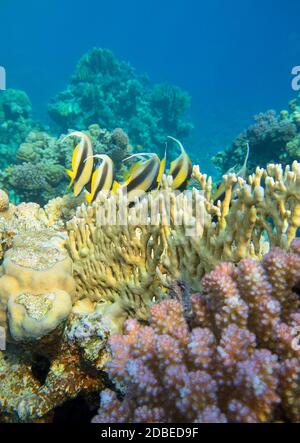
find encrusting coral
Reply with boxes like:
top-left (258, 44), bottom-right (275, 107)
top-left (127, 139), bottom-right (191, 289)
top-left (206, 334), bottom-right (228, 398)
top-left (92, 241), bottom-right (300, 423)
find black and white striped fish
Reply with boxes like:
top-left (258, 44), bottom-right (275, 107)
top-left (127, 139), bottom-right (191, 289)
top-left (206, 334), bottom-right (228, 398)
top-left (64, 131), bottom-right (94, 197)
top-left (168, 136), bottom-right (192, 191)
top-left (113, 152), bottom-right (166, 203)
top-left (85, 154), bottom-right (114, 203)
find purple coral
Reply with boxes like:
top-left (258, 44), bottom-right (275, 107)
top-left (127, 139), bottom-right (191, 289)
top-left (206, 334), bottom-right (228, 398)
top-left (93, 241), bottom-right (300, 423)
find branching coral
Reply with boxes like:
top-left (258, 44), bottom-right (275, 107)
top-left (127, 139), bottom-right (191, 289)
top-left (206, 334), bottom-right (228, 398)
top-left (66, 160), bottom-right (300, 331)
top-left (5, 161), bottom-right (65, 204)
top-left (66, 199), bottom-right (167, 332)
top-left (93, 242), bottom-right (300, 423)
top-left (191, 160), bottom-right (300, 262)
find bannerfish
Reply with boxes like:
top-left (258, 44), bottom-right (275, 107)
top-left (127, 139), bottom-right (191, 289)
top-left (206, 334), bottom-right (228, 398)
top-left (212, 142), bottom-right (250, 204)
top-left (64, 131), bottom-right (94, 197)
top-left (84, 154), bottom-right (114, 203)
top-left (114, 152), bottom-right (165, 203)
top-left (167, 136), bottom-right (193, 191)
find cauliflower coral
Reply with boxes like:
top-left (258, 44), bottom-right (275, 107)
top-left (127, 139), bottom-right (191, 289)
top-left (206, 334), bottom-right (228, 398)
top-left (93, 241), bottom-right (300, 423)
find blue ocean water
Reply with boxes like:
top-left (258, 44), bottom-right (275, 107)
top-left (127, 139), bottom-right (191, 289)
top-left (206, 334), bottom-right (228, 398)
top-left (1, 0), bottom-right (300, 174)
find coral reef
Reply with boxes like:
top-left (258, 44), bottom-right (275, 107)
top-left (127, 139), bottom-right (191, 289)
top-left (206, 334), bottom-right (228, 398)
top-left (66, 160), bottom-right (300, 329)
top-left (0, 124), bottom-right (131, 205)
top-left (0, 89), bottom-right (43, 169)
top-left (66, 198), bottom-right (168, 332)
top-left (93, 241), bottom-right (300, 423)
top-left (0, 50), bottom-right (192, 206)
top-left (213, 106), bottom-right (300, 175)
top-left (0, 196), bottom-right (110, 422)
top-left (48, 48), bottom-right (193, 152)
top-left (0, 151), bottom-right (300, 422)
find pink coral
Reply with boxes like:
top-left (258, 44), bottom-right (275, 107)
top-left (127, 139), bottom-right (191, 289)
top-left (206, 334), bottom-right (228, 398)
top-left (93, 242), bottom-right (300, 423)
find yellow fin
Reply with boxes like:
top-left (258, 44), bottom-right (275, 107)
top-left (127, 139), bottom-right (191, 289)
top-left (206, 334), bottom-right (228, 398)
top-left (169, 157), bottom-right (180, 175)
top-left (86, 192), bottom-right (93, 204)
top-left (65, 169), bottom-right (75, 188)
top-left (157, 157), bottom-right (166, 188)
top-left (72, 144), bottom-right (80, 171)
top-left (125, 161), bottom-right (143, 179)
top-left (91, 169), bottom-right (99, 193)
top-left (112, 180), bottom-right (121, 194)
top-left (157, 144), bottom-right (167, 188)
top-left (123, 170), bottom-right (131, 181)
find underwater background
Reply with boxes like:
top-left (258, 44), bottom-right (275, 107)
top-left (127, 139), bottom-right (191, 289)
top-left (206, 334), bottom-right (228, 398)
top-left (2, 0), bottom-right (300, 177)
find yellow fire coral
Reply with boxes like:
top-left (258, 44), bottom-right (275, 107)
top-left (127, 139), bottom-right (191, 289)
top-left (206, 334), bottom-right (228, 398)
top-left (67, 200), bottom-right (167, 332)
top-left (193, 160), bottom-right (300, 261)
top-left (66, 161), bottom-right (300, 330)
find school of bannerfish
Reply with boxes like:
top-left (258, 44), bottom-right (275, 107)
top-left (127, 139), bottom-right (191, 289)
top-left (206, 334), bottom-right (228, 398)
top-left (65, 132), bottom-right (193, 202)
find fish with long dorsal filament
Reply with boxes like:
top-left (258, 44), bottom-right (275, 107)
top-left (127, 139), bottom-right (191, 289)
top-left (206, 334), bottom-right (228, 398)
top-left (64, 131), bottom-right (94, 197)
top-left (84, 154), bottom-right (115, 203)
top-left (113, 151), bottom-right (166, 204)
top-left (167, 136), bottom-right (193, 191)
top-left (212, 141), bottom-right (250, 204)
